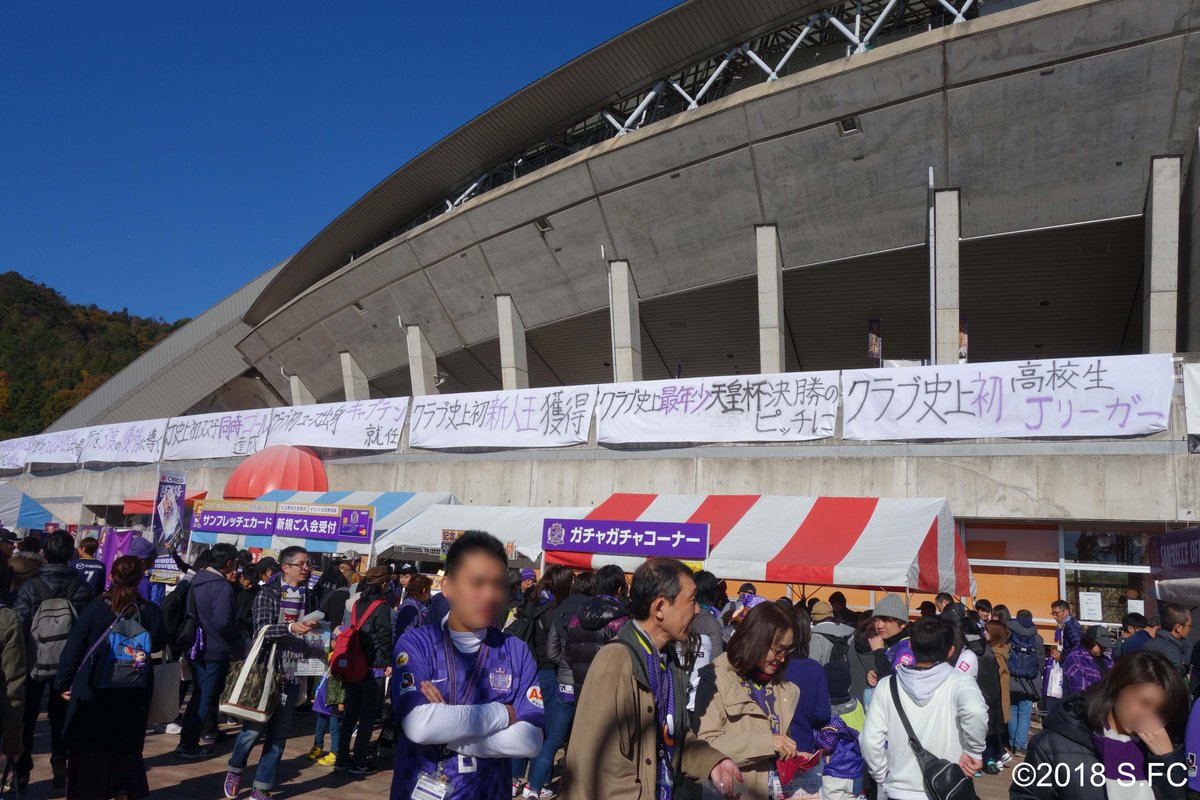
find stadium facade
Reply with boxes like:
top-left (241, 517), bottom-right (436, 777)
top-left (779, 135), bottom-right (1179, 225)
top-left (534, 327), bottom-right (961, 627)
top-left (7, 0), bottom-right (1200, 621)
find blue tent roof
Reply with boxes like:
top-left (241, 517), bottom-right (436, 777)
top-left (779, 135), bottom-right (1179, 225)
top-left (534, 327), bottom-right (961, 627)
top-left (0, 481), bottom-right (58, 531)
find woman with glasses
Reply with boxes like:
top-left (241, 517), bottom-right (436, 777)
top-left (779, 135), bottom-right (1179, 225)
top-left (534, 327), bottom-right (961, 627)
top-left (694, 601), bottom-right (802, 799)
top-left (781, 605), bottom-right (833, 798)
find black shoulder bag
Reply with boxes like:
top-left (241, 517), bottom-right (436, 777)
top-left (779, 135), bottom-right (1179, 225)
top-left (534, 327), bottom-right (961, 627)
top-left (888, 674), bottom-right (980, 800)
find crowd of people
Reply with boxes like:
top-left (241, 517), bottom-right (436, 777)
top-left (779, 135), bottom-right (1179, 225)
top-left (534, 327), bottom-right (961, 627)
top-left (0, 526), bottom-right (1196, 800)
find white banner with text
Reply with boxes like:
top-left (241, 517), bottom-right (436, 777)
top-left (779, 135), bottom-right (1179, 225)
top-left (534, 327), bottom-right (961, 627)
top-left (267, 398), bottom-right (410, 451)
top-left (409, 386), bottom-right (596, 449)
top-left (841, 354), bottom-right (1173, 440)
top-left (596, 371), bottom-right (841, 443)
top-left (78, 419), bottom-right (168, 463)
top-left (162, 408), bottom-right (274, 461)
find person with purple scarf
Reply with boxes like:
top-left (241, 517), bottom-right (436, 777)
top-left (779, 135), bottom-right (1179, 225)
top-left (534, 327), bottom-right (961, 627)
top-left (1014, 650), bottom-right (1190, 800)
top-left (1064, 625), bottom-right (1115, 697)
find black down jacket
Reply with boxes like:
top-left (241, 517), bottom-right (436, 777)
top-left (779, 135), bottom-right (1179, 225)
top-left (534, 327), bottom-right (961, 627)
top-left (1011, 695), bottom-right (1189, 800)
top-left (563, 594), bottom-right (629, 689)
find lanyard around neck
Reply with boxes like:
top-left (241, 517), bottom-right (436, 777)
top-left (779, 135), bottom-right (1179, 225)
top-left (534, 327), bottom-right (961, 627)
top-left (441, 627), bottom-right (489, 706)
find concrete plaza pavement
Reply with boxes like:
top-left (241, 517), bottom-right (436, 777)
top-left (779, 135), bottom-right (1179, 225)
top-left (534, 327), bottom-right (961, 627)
top-left (15, 709), bottom-right (1022, 799)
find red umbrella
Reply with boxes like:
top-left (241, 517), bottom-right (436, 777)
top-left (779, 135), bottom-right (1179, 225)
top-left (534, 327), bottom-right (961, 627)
top-left (223, 444), bottom-right (328, 500)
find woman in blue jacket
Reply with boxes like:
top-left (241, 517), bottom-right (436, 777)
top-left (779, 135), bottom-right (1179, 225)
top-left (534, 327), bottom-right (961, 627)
top-left (782, 605), bottom-right (832, 797)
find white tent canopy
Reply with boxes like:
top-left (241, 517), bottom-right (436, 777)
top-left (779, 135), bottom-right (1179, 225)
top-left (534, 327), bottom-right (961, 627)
top-left (0, 481), bottom-right (58, 531)
top-left (545, 493), bottom-right (974, 594)
top-left (376, 504), bottom-right (591, 563)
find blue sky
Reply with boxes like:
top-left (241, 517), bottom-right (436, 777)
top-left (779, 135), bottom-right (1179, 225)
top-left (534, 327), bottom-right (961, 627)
top-left (0, 1), bottom-right (677, 321)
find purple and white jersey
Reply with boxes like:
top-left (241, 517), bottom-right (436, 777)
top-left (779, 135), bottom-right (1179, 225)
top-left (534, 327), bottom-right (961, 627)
top-left (390, 622), bottom-right (544, 800)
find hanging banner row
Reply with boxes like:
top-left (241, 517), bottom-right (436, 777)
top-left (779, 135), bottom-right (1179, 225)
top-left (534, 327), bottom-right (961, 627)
top-left (0, 354), bottom-right (1173, 468)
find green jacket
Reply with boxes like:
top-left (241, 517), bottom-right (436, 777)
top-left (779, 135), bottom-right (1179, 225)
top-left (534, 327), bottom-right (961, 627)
top-left (0, 607), bottom-right (26, 741)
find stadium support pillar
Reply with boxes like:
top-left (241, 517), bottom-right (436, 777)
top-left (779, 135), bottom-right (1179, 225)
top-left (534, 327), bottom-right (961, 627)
top-left (1185, 132), bottom-right (1200, 352)
top-left (756, 224), bottom-right (785, 375)
top-left (1144, 155), bottom-right (1181, 354)
top-left (496, 294), bottom-right (529, 390)
top-left (933, 189), bottom-right (961, 365)
top-left (608, 260), bottom-right (642, 382)
top-left (406, 325), bottom-right (439, 396)
top-left (339, 351), bottom-right (370, 402)
top-left (288, 375), bottom-right (315, 406)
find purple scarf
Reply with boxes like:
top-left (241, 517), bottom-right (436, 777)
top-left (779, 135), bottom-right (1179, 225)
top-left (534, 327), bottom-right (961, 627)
top-left (1091, 729), bottom-right (1147, 781)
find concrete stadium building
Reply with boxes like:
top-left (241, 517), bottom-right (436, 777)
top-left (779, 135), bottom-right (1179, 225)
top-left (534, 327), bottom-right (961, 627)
top-left (10, 0), bottom-right (1200, 620)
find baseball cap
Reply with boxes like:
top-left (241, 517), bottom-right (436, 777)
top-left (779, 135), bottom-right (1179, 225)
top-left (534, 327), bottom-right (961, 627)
top-left (128, 536), bottom-right (156, 559)
top-left (1087, 625), bottom-right (1116, 649)
top-left (398, 562), bottom-right (417, 575)
top-left (810, 600), bottom-right (834, 621)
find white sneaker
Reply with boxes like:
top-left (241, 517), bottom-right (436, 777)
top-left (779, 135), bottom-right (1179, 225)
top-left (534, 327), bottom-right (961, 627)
top-left (999, 751), bottom-right (1013, 766)
top-left (523, 789), bottom-right (555, 799)
top-left (512, 781), bottom-right (523, 798)
top-left (165, 722), bottom-right (182, 735)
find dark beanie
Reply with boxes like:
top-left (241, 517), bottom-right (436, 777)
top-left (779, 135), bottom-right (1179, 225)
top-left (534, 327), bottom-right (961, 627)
top-left (824, 661), bottom-right (852, 702)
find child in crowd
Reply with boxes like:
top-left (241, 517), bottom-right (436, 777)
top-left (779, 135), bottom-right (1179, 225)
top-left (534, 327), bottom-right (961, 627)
top-left (814, 663), bottom-right (866, 800)
top-left (309, 652), bottom-right (345, 766)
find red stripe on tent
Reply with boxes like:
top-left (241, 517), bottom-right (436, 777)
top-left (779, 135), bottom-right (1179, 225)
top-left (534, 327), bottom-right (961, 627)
top-left (953, 533), bottom-right (971, 596)
top-left (916, 519), bottom-right (939, 593)
top-left (544, 551), bottom-right (595, 570)
top-left (586, 493), bottom-right (658, 521)
top-left (764, 497), bottom-right (878, 584)
top-left (686, 495), bottom-right (760, 550)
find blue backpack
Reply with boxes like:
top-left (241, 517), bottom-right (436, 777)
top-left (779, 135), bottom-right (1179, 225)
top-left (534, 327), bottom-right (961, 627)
top-left (1008, 631), bottom-right (1040, 679)
top-left (86, 603), bottom-right (152, 689)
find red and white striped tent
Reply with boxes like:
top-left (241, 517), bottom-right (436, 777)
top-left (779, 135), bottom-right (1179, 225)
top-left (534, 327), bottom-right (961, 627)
top-left (545, 493), bottom-right (974, 595)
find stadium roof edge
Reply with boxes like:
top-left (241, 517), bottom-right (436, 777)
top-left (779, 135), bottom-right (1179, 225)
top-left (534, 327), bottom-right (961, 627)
top-left (242, 0), bottom-right (830, 325)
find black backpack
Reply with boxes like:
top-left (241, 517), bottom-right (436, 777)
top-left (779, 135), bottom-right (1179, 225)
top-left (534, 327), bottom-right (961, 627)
top-left (505, 601), bottom-right (546, 652)
top-left (161, 580), bottom-right (195, 656)
top-left (817, 631), bottom-right (851, 665)
top-left (890, 676), bottom-right (981, 800)
top-left (1008, 631), bottom-right (1040, 679)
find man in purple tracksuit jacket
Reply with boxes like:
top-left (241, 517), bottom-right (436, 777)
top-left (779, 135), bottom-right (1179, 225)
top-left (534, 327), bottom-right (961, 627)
top-left (390, 531), bottom-right (544, 800)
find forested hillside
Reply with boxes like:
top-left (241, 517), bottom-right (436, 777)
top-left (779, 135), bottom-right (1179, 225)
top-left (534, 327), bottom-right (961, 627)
top-left (0, 271), bottom-right (186, 437)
